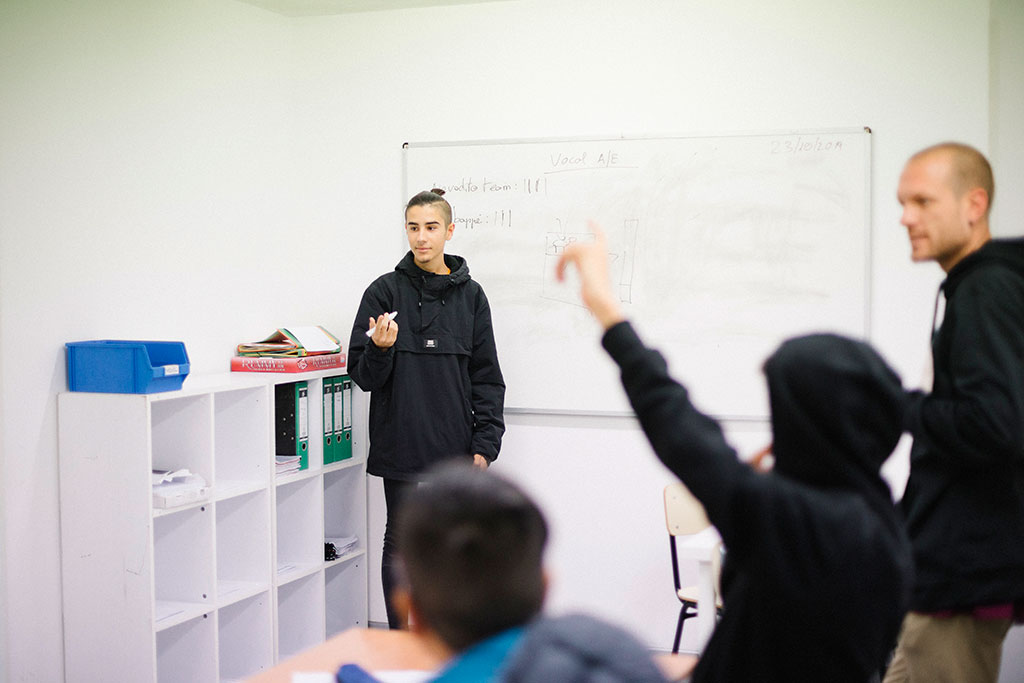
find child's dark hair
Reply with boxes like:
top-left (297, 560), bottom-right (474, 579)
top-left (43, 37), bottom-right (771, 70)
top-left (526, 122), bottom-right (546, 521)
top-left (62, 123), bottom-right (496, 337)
top-left (395, 462), bottom-right (548, 651)
top-left (406, 188), bottom-right (453, 226)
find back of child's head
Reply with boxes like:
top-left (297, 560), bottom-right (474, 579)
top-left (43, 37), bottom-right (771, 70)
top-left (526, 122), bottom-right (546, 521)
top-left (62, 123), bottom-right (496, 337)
top-left (395, 462), bottom-right (548, 652)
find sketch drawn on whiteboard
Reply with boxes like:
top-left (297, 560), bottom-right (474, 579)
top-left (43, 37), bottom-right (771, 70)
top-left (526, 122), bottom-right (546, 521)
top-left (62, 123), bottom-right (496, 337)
top-left (542, 218), bottom-right (639, 307)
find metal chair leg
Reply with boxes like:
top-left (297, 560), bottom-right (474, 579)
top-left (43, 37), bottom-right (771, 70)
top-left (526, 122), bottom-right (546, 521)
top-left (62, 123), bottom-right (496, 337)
top-left (673, 607), bottom-right (686, 654)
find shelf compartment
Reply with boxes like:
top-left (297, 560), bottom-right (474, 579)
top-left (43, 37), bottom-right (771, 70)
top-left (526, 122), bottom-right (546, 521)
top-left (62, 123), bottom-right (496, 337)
top-left (218, 591), bottom-right (274, 681)
top-left (151, 394), bottom-right (213, 485)
top-left (325, 556), bottom-right (367, 638)
top-left (154, 505), bottom-right (214, 619)
top-left (275, 476), bottom-right (323, 583)
top-left (324, 466), bottom-right (367, 557)
top-left (277, 572), bottom-right (325, 660)
top-left (214, 386), bottom-right (270, 493)
top-left (216, 490), bottom-right (271, 608)
top-left (156, 613), bottom-right (216, 683)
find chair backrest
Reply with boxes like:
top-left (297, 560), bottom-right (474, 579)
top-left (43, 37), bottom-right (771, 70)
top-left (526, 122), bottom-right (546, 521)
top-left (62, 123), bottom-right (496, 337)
top-left (664, 482), bottom-right (723, 609)
top-left (664, 482), bottom-right (711, 536)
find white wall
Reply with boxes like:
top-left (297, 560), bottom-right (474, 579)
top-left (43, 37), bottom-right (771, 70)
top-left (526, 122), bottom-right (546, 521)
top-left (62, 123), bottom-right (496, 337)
top-left (988, 0), bottom-right (1024, 673)
top-left (990, 0), bottom-right (1024, 237)
top-left (0, 1), bottom-right (305, 680)
top-left (1, 0), bottom-right (1020, 680)
top-left (293, 0), bottom-right (988, 650)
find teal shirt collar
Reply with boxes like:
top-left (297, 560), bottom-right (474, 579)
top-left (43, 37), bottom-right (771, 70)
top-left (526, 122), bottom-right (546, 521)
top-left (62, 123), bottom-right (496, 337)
top-left (430, 627), bottom-right (525, 683)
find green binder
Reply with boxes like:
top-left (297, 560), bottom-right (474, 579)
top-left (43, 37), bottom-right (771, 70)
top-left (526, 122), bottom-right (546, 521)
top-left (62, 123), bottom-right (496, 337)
top-left (322, 378), bottom-right (335, 465)
top-left (333, 376), bottom-right (353, 461)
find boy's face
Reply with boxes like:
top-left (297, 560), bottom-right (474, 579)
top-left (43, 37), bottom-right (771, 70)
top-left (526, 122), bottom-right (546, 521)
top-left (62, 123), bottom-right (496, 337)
top-left (406, 203), bottom-right (454, 273)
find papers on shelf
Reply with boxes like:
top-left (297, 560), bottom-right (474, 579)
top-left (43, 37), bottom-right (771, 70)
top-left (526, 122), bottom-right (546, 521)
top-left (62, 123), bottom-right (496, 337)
top-left (152, 469), bottom-right (209, 508)
top-left (326, 535), bottom-right (358, 557)
top-left (152, 468), bottom-right (192, 485)
top-left (237, 325), bottom-right (341, 357)
top-left (276, 455), bottom-right (301, 476)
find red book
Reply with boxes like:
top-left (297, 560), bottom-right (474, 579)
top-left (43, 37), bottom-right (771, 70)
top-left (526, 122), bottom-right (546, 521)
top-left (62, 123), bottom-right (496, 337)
top-left (231, 352), bottom-right (346, 373)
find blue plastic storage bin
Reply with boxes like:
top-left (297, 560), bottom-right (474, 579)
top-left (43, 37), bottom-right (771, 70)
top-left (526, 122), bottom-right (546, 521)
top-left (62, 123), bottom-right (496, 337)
top-left (65, 340), bottom-right (190, 393)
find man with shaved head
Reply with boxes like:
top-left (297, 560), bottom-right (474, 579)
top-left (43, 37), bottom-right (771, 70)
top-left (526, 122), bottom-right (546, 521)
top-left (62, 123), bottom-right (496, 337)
top-left (884, 143), bottom-right (1024, 682)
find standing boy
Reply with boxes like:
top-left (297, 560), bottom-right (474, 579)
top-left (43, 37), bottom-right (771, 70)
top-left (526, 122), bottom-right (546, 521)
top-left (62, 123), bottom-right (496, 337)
top-left (347, 189), bottom-right (506, 630)
top-left (884, 143), bottom-right (1024, 682)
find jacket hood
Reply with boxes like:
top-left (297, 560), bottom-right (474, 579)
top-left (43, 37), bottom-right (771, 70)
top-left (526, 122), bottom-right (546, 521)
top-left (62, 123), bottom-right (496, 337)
top-left (395, 251), bottom-right (472, 329)
top-left (395, 251), bottom-right (470, 287)
top-left (764, 334), bottom-right (905, 504)
top-left (944, 237), bottom-right (1024, 296)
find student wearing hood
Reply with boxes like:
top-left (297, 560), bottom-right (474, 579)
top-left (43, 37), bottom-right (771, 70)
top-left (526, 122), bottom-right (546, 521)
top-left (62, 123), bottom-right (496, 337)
top-left (556, 229), bottom-right (914, 682)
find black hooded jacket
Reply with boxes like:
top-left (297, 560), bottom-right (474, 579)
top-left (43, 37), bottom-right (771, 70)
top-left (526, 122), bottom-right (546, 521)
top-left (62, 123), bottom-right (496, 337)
top-left (901, 237), bottom-right (1024, 611)
top-left (347, 252), bottom-right (505, 480)
top-left (603, 323), bottom-right (913, 682)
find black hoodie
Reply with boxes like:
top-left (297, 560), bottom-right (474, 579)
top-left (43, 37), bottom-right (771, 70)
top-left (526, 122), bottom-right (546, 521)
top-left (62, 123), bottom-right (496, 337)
top-left (603, 324), bottom-right (913, 682)
top-left (901, 237), bottom-right (1024, 611)
top-left (348, 252), bottom-right (506, 480)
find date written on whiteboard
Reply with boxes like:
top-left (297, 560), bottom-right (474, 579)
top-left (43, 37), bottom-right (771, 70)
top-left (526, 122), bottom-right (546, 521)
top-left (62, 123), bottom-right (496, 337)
top-left (770, 136), bottom-right (845, 154)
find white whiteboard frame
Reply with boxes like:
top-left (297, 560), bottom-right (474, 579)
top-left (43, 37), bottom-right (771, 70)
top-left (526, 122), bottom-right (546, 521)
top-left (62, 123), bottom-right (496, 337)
top-left (402, 127), bottom-right (873, 418)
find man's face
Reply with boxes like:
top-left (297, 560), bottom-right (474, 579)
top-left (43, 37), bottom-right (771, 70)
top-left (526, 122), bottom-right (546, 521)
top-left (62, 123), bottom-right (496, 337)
top-left (897, 152), bottom-right (974, 272)
top-left (406, 204), bottom-right (454, 273)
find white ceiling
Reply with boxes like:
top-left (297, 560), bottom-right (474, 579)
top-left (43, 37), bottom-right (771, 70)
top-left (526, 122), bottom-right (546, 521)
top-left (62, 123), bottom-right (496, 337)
top-left (234, 0), bottom-right (512, 17)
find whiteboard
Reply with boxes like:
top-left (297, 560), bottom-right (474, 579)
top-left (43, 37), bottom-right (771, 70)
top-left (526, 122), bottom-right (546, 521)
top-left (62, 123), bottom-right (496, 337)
top-left (404, 130), bottom-right (871, 417)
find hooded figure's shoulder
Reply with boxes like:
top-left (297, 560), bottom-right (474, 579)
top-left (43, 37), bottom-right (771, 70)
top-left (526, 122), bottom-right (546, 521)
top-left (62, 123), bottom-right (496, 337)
top-left (501, 614), bottom-right (668, 683)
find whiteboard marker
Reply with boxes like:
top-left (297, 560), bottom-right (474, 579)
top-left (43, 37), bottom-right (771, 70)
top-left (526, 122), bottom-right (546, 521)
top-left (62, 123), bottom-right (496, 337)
top-left (366, 311), bottom-right (398, 337)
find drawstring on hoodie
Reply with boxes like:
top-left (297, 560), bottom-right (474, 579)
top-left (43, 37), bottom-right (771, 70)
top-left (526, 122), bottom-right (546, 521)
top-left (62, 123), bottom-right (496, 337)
top-left (931, 283), bottom-right (946, 334)
top-left (403, 254), bottom-right (462, 322)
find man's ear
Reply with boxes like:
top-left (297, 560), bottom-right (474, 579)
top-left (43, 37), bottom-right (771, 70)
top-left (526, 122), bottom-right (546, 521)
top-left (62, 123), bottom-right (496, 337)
top-left (965, 186), bottom-right (990, 225)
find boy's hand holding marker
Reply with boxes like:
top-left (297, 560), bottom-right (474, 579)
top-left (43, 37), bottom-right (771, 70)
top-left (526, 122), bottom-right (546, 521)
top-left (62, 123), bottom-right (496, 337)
top-left (367, 311), bottom-right (398, 348)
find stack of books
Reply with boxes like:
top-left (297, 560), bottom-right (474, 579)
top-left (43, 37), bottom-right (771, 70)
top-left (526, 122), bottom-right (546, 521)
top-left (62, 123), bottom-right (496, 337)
top-left (233, 325), bottom-right (345, 373)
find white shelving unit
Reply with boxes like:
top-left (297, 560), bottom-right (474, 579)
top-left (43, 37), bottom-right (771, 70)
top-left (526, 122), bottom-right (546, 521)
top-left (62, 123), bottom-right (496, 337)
top-left (58, 370), bottom-right (368, 683)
